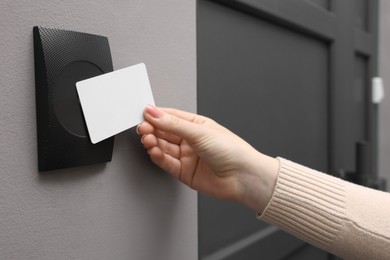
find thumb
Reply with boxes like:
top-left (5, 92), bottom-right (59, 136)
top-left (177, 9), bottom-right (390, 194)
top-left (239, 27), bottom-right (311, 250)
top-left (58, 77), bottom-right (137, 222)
top-left (144, 105), bottom-right (205, 142)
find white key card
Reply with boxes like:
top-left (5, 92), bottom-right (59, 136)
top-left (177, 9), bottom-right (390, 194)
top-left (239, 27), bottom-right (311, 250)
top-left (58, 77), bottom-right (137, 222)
top-left (76, 63), bottom-right (155, 144)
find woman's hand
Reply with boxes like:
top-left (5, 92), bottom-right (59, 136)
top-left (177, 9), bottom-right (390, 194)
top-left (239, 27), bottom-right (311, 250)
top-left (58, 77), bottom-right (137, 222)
top-left (137, 105), bottom-right (279, 213)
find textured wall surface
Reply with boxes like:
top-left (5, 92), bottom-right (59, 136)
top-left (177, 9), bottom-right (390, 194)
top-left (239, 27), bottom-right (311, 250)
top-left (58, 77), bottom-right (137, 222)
top-left (0, 1), bottom-right (197, 259)
top-left (379, 0), bottom-right (390, 191)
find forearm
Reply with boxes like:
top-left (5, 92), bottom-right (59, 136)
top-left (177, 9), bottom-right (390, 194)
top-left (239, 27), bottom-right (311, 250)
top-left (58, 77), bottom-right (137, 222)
top-left (259, 158), bottom-right (390, 260)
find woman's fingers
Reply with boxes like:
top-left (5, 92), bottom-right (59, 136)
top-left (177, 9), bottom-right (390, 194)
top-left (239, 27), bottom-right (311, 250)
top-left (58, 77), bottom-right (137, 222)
top-left (161, 107), bottom-right (224, 131)
top-left (147, 146), bottom-right (182, 179)
top-left (138, 121), bottom-right (182, 145)
top-left (160, 107), bottom-right (199, 122)
top-left (142, 134), bottom-right (181, 159)
top-left (137, 121), bottom-right (154, 135)
top-left (154, 129), bottom-right (182, 145)
top-left (144, 105), bottom-right (206, 142)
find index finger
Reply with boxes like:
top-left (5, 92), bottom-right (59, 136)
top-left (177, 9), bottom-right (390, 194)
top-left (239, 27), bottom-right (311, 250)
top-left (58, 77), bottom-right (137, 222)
top-left (160, 108), bottom-right (199, 122)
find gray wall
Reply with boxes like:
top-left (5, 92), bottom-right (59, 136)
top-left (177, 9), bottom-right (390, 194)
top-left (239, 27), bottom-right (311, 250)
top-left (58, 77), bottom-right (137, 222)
top-left (379, 0), bottom-right (390, 191)
top-left (0, 1), bottom-right (197, 259)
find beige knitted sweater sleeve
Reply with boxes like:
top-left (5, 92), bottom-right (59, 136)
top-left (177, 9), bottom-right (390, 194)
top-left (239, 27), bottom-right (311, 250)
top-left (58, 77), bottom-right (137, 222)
top-left (259, 158), bottom-right (390, 260)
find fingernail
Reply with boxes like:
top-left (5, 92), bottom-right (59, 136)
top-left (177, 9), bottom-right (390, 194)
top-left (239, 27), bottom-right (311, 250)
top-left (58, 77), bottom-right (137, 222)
top-left (145, 104), bottom-right (162, 119)
top-left (136, 124), bottom-right (141, 135)
top-left (141, 135), bottom-right (145, 144)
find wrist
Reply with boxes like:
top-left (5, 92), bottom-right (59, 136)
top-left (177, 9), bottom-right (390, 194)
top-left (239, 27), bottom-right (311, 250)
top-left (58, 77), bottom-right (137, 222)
top-left (236, 151), bottom-right (279, 213)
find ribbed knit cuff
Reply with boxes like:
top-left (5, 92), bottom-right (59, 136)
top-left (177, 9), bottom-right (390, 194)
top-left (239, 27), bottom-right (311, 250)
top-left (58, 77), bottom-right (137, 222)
top-left (259, 158), bottom-right (347, 250)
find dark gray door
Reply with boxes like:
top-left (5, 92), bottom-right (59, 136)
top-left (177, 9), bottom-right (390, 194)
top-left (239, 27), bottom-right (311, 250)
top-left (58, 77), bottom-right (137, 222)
top-left (197, 0), bottom-right (378, 259)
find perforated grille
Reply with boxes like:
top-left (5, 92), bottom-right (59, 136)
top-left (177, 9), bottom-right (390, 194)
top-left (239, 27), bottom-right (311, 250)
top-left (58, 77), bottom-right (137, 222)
top-left (34, 26), bottom-right (114, 171)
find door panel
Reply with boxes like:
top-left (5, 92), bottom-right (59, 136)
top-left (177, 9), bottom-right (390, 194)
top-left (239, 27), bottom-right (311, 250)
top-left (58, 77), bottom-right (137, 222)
top-left (342, 54), bottom-right (369, 170)
top-left (307, 0), bottom-right (330, 10)
top-left (286, 245), bottom-right (329, 260)
top-left (198, 0), bottom-right (378, 259)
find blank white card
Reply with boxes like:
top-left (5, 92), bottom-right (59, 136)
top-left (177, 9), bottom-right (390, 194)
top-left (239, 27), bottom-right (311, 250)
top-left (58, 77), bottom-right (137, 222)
top-left (76, 63), bottom-right (155, 144)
